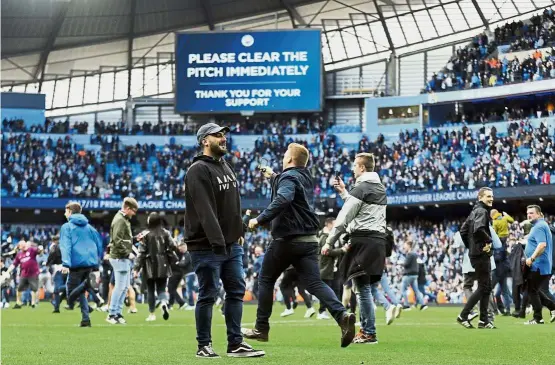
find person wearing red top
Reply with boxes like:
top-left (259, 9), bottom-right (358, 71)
top-left (7, 241), bottom-right (43, 309)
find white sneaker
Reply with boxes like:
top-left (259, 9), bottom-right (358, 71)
top-left (526, 306), bottom-right (533, 315)
top-left (550, 310), bottom-right (555, 323)
top-left (99, 305), bottom-right (108, 312)
top-left (128, 308), bottom-right (138, 314)
top-left (355, 321), bottom-right (361, 327)
top-left (317, 312), bottom-right (330, 320)
top-left (394, 304), bottom-right (403, 318)
top-left (146, 314), bottom-right (156, 321)
top-left (280, 308), bottom-right (294, 317)
top-left (185, 305), bottom-right (196, 311)
top-left (386, 306), bottom-right (395, 325)
top-left (304, 307), bottom-right (316, 318)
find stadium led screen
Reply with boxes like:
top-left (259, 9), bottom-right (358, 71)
top-left (174, 29), bottom-right (322, 114)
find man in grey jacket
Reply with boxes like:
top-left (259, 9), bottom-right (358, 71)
top-left (322, 153), bottom-right (387, 345)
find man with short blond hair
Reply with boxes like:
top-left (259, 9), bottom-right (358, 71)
top-left (106, 197), bottom-right (138, 325)
top-left (244, 143), bottom-right (355, 348)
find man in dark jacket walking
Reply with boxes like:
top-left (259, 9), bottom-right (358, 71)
top-left (184, 123), bottom-right (264, 359)
top-left (243, 143), bottom-right (355, 348)
top-left (59, 202), bottom-right (103, 327)
top-left (168, 242), bottom-right (193, 310)
top-left (457, 187), bottom-right (496, 329)
top-left (401, 241), bottom-right (428, 310)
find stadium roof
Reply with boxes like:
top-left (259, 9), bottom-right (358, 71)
top-left (2, 0), bottom-right (553, 87)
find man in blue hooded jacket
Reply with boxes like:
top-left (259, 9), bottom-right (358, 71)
top-left (60, 202), bottom-right (103, 327)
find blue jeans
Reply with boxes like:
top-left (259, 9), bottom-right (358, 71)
top-left (190, 243), bottom-right (245, 347)
top-left (402, 275), bottom-right (424, 306)
top-left (108, 258), bottom-right (131, 316)
top-left (52, 271), bottom-right (66, 311)
top-left (186, 274), bottom-right (196, 307)
top-left (380, 273), bottom-right (399, 305)
top-left (355, 277), bottom-right (376, 335)
top-left (371, 281), bottom-right (391, 310)
top-left (66, 268), bottom-right (92, 321)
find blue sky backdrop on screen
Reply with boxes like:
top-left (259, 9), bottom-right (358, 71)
top-left (174, 29), bottom-right (322, 114)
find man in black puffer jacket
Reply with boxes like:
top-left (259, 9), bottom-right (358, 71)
top-left (243, 143), bottom-right (355, 348)
top-left (457, 187), bottom-right (495, 329)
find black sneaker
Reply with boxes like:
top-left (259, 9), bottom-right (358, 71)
top-left (80, 320), bottom-right (91, 327)
top-left (420, 305), bottom-right (429, 311)
top-left (226, 342), bottom-right (265, 358)
top-left (478, 321), bottom-right (496, 329)
top-left (106, 315), bottom-right (119, 325)
top-left (241, 327), bottom-right (269, 342)
top-left (161, 302), bottom-right (169, 321)
top-left (196, 345), bottom-right (220, 358)
top-left (457, 316), bottom-right (474, 329)
top-left (31, 304), bottom-right (36, 309)
top-left (116, 314), bottom-right (127, 324)
top-left (340, 312), bottom-right (356, 348)
top-left (13, 304), bottom-right (22, 309)
top-left (53, 309), bottom-right (61, 313)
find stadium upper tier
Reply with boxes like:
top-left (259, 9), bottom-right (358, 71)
top-left (425, 9), bottom-right (555, 93)
top-left (2, 117), bottom-right (553, 202)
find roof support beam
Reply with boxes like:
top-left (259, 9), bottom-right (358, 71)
top-left (471, 0), bottom-right (489, 28)
top-left (201, 0), bottom-right (216, 30)
top-left (280, 0), bottom-right (307, 28)
top-left (127, 0), bottom-right (137, 98)
top-left (36, 0), bottom-right (72, 92)
top-left (372, 0), bottom-right (394, 51)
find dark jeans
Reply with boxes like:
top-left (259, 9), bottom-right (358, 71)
top-left (255, 238), bottom-right (345, 333)
top-left (320, 278), bottom-right (340, 314)
top-left (527, 270), bottom-right (555, 321)
top-left (461, 256), bottom-right (492, 323)
top-left (66, 268), bottom-right (93, 321)
top-left (100, 264), bottom-right (112, 303)
top-left (190, 243), bottom-right (245, 347)
top-left (168, 274), bottom-right (185, 307)
top-left (52, 271), bottom-right (66, 311)
top-left (146, 278), bottom-right (168, 313)
top-left (280, 268), bottom-right (312, 309)
top-left (512, 282), bottom-right (529, 313)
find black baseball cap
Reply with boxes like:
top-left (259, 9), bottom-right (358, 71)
top-left (196, 123), bottom-right (230, 145)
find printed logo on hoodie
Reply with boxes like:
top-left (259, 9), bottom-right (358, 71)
top-left (217, 174), bottom-right (237, 191)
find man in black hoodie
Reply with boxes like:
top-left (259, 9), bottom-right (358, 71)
top-left (457, 187), bottom-right (496, 329)
top-left (184, 123), bottom-right (264, 359)
top-left (242, 143), bottom-right (356, 348)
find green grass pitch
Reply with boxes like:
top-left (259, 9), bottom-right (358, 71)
top-left (1, 304), bottom-right (553, 365)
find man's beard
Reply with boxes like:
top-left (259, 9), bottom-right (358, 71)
top-left (209, 141), bottom-right (227, 157)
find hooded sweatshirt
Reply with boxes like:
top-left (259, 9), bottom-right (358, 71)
top-left (184, 155), bottom-right (243, 254)
top-left (60, 214), bottom-right (103, 269)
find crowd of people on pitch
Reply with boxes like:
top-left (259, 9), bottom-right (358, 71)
top-left (425, 9), bottom-right (555, 93)
top-left (3, 214), bottom-right (554, 314)
top-left (2, 119), bottom-right (554, 200)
